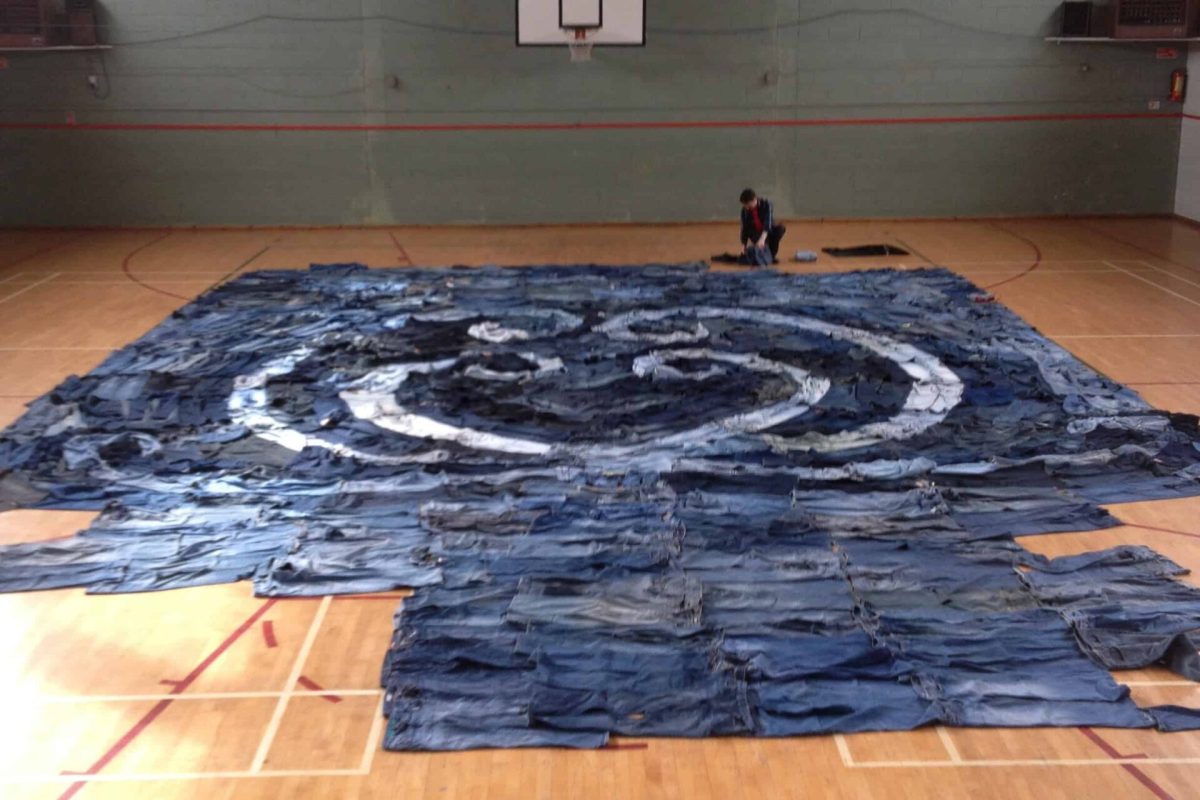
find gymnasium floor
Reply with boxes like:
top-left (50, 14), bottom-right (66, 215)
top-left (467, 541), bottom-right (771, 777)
top-left (0, 217), bottom-right (1198, 800)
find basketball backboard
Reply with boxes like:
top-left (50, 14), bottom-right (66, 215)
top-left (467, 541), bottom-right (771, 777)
top-left (516, 0), bottom-right (646, 47)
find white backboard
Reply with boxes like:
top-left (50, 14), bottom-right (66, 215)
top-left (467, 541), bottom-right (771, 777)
top-left (517, 0), bottom-right (646, 46)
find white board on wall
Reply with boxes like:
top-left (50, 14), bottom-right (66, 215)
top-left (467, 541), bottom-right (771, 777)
top-left (517, 0), bottom-right (645, 46)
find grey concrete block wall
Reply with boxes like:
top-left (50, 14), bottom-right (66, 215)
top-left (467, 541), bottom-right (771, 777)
top-left (1175, 46), bottom-right (1199, 222)
top-left (0, 1), bottom-right (1186, 225)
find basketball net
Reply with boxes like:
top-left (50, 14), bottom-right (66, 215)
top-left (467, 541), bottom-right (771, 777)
top-left (568, 27), bottom-right (593, 62)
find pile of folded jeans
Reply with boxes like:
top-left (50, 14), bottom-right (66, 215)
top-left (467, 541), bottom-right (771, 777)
top-left (1, 262), bottom-right (1198, 748)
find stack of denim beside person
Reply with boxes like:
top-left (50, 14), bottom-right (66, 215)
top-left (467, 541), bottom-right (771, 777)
top-left (1, 263), bottom-right (1199, 749)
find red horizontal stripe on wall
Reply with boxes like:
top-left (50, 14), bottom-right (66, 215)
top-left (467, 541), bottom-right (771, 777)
top-left (0, 111), bottom-right (1183, 133)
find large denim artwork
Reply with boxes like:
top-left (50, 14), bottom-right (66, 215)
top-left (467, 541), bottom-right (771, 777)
top-left (2, 263), bottom-right (1200, 749)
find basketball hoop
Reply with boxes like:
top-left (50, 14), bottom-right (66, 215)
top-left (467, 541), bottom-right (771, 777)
top-left (568, 27), bottom-right (593, 62)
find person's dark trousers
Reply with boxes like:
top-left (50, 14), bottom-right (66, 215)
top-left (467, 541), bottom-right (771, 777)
top-left (766, 224), bottom-right (787, 260)
top-left (746, 225), bottom-right (788, 262)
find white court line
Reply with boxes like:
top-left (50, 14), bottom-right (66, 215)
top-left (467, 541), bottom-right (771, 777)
top-left (15, 689), bottom-right (383, 703)
top-left (943, 259), bottom-right (1116, 266)
top-left (833, 735), bottom-right (854, 766)
top-left (1105, 261), bottom-right (1200, 309)
top-left (0, 272), bottom-right (62, 306)
top-left (0, 272), bottom-right (25, 285)
top-left (30, 683), bottom-right (1193, 705)
top-left (250, 594), bottom-right (333, 772)
top-left (360, 706), bottom-right (389, 773)
top-left (948, 269), bottom-right (1117, 275)
top-left (0, 768), bottom-right (368, 785)
top-left (848, 756), bottom-right (1200, 769)
top-left (1137, 260), bottom-right (1200, 291)
top-left (936, 727), bottom-right (963, 763)
top-left (1051, 334), bottom-right (1200, 339)
top-left (1122, 681), bottom-right (1200, 687)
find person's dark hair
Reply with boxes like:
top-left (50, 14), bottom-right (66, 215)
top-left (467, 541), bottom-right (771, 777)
top-left (739, 188), bottom-right (756, 204)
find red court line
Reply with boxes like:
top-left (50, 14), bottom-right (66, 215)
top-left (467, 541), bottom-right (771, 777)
top-left (1124, 766), bottom-right (1177, 800)
top-left (0, 111), bottom-right (1181, 134)
top-left (261, 620), bottom-right (278, 648)
top-left (296, 675), bottom-right (343, 703)
top-left (982, 223), bottom-right (1044, 291)
top-left (1078, 726), bottom-right (1146, 759)
top-left (1123, 523), bottom-right (1200, 541)
top-left (1185, 113), bottom-right (1200, 121)
top-left (387, 231), bottom-right (414, 265)
top-left (120, 231), bottom-right (192, 302)
top-left (206, 242), bottom-right (275, 291)
top-left (57, 598), bottom-right (279, 800)
top-left (1077, 728), bottom-right (1173, 800)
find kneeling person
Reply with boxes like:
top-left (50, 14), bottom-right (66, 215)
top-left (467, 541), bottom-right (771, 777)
top-left (740, 188), bottom-right (787, 264)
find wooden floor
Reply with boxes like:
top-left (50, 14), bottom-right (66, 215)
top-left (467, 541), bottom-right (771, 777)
top-left (0, 218), bottom-right (1199, 800)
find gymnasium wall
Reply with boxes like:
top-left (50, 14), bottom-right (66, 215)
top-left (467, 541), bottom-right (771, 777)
top-left (0, 1), bottom-right (1186, 226)
top-left (1175, 46), bottom-right (1200, 223)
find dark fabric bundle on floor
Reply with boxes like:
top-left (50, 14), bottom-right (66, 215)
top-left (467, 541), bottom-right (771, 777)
top-left (822, 244), bottom-right (910, 257)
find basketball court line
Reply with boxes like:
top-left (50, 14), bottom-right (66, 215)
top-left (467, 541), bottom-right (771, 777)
top-left (54, 598), bottom-right (282, 800)
top-left (1079, 726), bottom-right (1146, 760)
top-left (360, 704), bottom-right (388, 773)
top-left (952, 269), bottom-right (1115, 275)
top-left (979, 223), bottom-right (1042, 291)
top-left (833, 734), bottom-right (854, 766)
top-left (0, 769), bottom-right (372, 785)
top-left (1123, 681), bottom-right (1200, 687)
top-left (4, 678), bottom-right (1189, 705)
top-left (33, 280), bottom-right (218, 285)
top-left (1104, 262), bottom-right (1200, 309)
top-left (13, 690), bottom-right (384, 703)
top-left (0, 272), bottom-right (63, 306)
top-left (0, 233), bottom-right (92, 272)
top-left (387, 231), bottom-right (415, 265)
top-left (1051, 334), bottom-right (1200, 339)
top-left (1137, 260), bottom-right (1200, 291)
top-left (936, 727), bottom-right (963, 763)
top-left (38, 271), bottom-right (243, 275)
top-left (250, 594), bottom-right (332, 772)
top-left (947, 259), bottom-right (1123, 266)
top-left (1122, 523), bottom-right (1200, 542)
top-left (22, 623), bottom-right (1191, 783)
top-left (120, 232), bottom-right (192, 302)
top-left (205, 241), bottom-right (278, 290)
top-left (296, 675), bottom-right (343, 703)
top-left (1083, 223), bottom-right (1200, 276)
top-left (846, 757), bottom-right (1200, 768)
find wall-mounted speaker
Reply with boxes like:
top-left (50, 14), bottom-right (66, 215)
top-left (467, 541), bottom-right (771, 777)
top-left (1112, 0), bottom-right (1199, 39)
top-left (0, 0), bottom-right (54, 48)
top-left (1061, 2), bottom-right (1095, 37)
top-left (66, 0), bottom-right (96, 46)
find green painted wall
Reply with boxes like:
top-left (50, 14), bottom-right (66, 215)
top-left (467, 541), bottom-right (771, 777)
top-left (0, 1), bottom-right (1185, 225)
